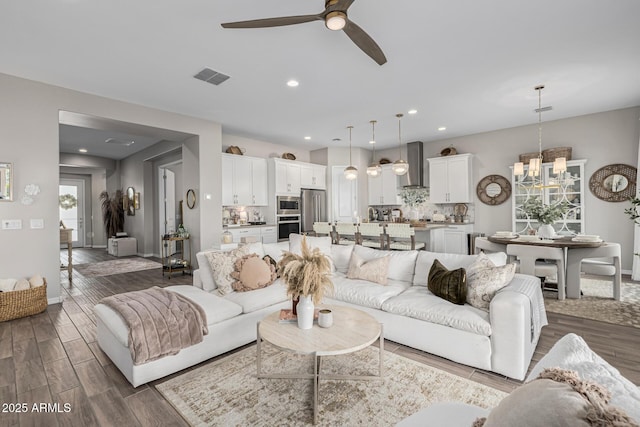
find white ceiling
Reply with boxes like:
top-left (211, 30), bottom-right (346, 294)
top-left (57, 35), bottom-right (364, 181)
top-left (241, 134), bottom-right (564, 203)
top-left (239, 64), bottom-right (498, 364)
top-left (2, 0), bottom-right (640, 157)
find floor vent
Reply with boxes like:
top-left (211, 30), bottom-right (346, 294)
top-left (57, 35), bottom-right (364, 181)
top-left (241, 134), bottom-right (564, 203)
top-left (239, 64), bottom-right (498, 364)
top-left (194, 68), bottom-right (230, 86)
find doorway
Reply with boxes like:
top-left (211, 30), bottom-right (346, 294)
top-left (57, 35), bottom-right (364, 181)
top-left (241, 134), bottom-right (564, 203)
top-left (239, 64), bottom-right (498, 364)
top-left (59, 179), bottom-right (85, 247)
top-left (158, 161), bottom-right (182, 256)
top-left (331, 166), bottom-right (358, 223)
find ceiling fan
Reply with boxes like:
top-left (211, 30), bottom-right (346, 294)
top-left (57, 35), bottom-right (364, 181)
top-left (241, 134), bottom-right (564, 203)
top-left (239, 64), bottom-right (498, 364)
top-left (221, 0), bottom-right (387, 65)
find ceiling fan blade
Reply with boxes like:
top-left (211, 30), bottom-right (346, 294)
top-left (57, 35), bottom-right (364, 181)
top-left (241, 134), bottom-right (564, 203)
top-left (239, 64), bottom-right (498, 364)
top-left (325, 0), bottom-right (355, 13)
top-left (221, 14), bottom-right (322, 29)
top-left (343, 20), bottom-right (387, 65)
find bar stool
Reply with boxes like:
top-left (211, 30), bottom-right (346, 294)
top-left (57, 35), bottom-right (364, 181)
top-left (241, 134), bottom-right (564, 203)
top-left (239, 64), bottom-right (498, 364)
top-left (357, 223), bottom-right (385, 249)
top-left (312, 222), bottom-right (335, 243)
top-left (566, 242), bottom-right (621, 300)
top-left (386, 223), bottom-right (425, 251)
top-left (507, 244), bottom-right (566, 300)
top-left (334, 222), bottom-right (358, 245)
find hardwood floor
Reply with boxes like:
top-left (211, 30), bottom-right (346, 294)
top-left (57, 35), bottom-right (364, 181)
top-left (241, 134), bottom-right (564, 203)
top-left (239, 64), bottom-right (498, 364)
top-left (0, 248), bottom-right (638, 426)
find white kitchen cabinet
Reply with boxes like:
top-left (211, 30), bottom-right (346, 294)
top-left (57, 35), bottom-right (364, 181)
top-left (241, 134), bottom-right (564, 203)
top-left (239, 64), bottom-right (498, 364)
top-left (222, 154), bottom-right (268, 206)
top-left (274, 159), bottom-right (301, 196)
top-left (227, 227), bottom-right (261, 243)
top-left (300, 164), bottom-right (326, 190)
top-left (427, 153), bottom-right (473, 203)
top-left (432, 224), bottom-right (474, 254)
top-left (368, 164), bottom-right (400, 205)
top-left (260, 226), bottom-right (277, 243)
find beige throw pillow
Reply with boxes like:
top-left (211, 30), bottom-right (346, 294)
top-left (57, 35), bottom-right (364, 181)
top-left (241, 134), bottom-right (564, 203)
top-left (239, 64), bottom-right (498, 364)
top-left (14, 279), bottom-right (30, 291)
top-left (29, 274), bottom-right (45, 288)
top-left (231, 254), bottom-right (277, 292)
top-left (204, 246), bottom-right (250, 296)
top-left (466, 253), bottom-right (516, 311)
top-left (346, 252), bottom-right (390, 285)
top-left (0, 278), bottom-right (17, 292)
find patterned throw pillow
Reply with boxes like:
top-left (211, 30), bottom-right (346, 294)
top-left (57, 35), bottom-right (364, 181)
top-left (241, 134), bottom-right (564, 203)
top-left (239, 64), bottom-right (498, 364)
top-left (346, 252), bottom-right (390, 285)
top-left (427, 259), bottom-right (466, 305)
top-left (231, 254), bottom-right (277, 292)
top-left (466, 252), bottom-right (516, 311)
top-left (204, 246), bottom-right (250, 296)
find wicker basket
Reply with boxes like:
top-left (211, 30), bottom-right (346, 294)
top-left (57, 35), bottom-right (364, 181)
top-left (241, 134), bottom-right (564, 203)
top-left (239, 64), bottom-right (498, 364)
top-left (519, 152), bottom-right (541, 164)
top-left (542, 147), bottom-right (572, 163)
top-left (0, 282), bottom-right (47, 322)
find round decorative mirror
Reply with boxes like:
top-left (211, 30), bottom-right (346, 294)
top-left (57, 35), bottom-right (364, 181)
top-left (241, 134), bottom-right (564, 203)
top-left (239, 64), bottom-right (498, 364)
top-left (126, 187), bottom-right (135, 216)
top-left (186, 189), bottom-right (196, 209)
top-left (477, 175), bottom-right (511, 205)
top-left (589, 164), bottom-right (636, 202)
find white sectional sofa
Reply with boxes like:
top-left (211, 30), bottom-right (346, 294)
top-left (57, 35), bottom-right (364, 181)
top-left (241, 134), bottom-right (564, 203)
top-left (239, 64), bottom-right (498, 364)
top-left (95, 238), bottom-right (546, 387)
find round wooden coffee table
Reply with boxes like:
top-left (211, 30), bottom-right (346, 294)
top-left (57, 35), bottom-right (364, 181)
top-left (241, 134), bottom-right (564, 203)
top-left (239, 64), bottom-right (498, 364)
top-left (257, 305), bottom-right (384, 424)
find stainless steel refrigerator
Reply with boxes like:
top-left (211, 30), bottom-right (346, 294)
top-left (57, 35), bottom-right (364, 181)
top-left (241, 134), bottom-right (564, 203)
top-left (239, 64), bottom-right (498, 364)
top-left (300, 189), bottom-right (327, 233)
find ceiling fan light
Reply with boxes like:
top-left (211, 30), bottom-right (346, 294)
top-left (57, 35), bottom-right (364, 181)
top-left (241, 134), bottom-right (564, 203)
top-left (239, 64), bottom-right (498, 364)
top-left (344, 165), bottom-right (358, 180)
top-left (366, 163), bottom-right (381, 177)
top-left (392, 160), bottom-right (409, 176)
top-left (325, 11), bottom-right (346, 30)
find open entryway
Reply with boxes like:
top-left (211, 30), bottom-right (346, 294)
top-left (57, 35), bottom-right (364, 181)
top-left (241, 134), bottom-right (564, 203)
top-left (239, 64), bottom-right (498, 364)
top-left (59, 178), bottom-right (85, 247)
top-left (158, 161), bottom-right (182, 257)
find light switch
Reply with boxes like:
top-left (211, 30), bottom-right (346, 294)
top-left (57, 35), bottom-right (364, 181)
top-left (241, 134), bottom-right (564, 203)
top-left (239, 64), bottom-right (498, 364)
top-left (2, 219), bottom-right (22, 230)
top-left (30, 219), bottom-right (44, 229)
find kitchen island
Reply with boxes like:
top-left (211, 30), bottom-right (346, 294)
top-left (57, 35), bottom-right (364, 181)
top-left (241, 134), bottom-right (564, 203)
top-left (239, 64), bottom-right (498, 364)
top-left (361, 221), bottom-right (474, 254)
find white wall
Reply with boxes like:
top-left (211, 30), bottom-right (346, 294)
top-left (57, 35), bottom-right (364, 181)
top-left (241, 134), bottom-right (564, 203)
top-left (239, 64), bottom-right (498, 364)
top-left (0, 72), bottom-right (222, 303)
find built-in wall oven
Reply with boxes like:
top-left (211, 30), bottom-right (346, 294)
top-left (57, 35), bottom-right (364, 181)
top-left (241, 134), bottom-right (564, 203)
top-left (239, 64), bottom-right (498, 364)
top-left (277, 196), bottom-right (301, 215)
top-left (277, 215), bottom-right (301, 241)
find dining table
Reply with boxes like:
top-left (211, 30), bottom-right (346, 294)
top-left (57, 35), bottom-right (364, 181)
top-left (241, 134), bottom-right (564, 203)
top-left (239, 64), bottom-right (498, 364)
top-left (487, 235), bottom-right (604, 299)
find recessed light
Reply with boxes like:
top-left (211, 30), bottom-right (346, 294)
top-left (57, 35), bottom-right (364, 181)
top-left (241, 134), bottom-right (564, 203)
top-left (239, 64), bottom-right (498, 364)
top-left (438, 127), bottom-right (447, 131)
top-left (408, 109), bottom-right (418, 115)
top-left (286, 80), bottom-right (299, 87)
top-left (304, 136), bottom-right (311, 140)
top-left (78, 148), bottom-right (88, 153)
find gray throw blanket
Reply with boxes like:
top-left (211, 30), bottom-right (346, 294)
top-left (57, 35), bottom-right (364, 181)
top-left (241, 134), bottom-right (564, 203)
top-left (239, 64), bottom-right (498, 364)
top-left (101, 287), bottom-right (208, 365)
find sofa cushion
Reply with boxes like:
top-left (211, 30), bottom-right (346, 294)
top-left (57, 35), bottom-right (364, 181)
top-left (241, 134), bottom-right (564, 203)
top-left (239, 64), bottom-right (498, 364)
top-left (262, 241), bottom-right (290, 263)
top-left (289, 233), bottom-right (335, 271)
top-left (331, 272), bottom-right (411, 309)
top-left (466, 253), bottom-right (516, 311)
top-left (381, 287), bottom-right (492, 336)
top-left (427, 259), bottom-right (466, 305)
top-left (413, 251), bottom-right (507, 287)
top-left (331, 244), bottom-right (354, 274)
top-left (479, 368), bottom-right (637, 427)
top-left (352, 245), bottom-right (418, 283)
top-left (95, 285), bottom-right (243, 347)
top-left (242, 242), bottom-right (265, 258)
top-left (527, 333), bottom-right (640, 423)
top-left (231, 254), bottom-right (277, 292)
top-left (346, 252), bottom-right (390, 285)
top-left (224, 280), bottom-right (289, 314)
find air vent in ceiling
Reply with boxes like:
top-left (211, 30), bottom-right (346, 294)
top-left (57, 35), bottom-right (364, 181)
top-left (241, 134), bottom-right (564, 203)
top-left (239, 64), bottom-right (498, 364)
top-left (194, 67), bottom-right (230, 86)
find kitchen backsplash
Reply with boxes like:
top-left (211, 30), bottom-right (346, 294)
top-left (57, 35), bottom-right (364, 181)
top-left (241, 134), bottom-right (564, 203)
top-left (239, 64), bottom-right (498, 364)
top-left (223, 206), bottom-right (268, 225)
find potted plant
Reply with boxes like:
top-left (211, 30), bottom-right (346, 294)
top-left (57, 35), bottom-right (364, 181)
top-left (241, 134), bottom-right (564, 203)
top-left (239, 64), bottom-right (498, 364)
top-left (521, 196), bottom-right (567, 238)
top-left (277, 237), bottom-right (333, 329)
top-left (99, 190), bottom-right (125, 239)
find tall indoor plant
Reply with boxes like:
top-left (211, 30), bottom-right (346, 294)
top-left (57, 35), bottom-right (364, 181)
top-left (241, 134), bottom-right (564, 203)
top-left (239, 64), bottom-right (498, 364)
top-left (277, 237), bottom-right (333, 329)
top-left (99, 190), bottom-right (125, 239)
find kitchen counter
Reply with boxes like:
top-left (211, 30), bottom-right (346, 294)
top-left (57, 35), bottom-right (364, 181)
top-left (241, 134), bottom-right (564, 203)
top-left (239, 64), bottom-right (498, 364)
top-left (224, 223), bottom-right (276, 228)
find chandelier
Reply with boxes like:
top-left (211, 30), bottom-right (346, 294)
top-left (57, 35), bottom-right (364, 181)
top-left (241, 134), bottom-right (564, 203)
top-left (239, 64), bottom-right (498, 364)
top-left (366, 120), bottom-right (381, 177)
top-left (344, 125), bottom-right (358, 180)
top-left (392, 113), bottom-right (409, 176)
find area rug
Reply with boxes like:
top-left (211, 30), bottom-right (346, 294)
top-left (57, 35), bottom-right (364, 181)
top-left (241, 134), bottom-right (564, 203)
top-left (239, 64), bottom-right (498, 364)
top-left (544, 278), bottom-right (640, 329)
top-left (74, 258), bottom-right (162, 278)
top-left (156, 345), bottom-right (507, 427)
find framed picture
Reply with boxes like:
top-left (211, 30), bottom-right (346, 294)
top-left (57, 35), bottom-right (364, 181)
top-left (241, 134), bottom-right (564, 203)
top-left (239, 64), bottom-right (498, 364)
top-left (134, 192), bottom-right (140, 209)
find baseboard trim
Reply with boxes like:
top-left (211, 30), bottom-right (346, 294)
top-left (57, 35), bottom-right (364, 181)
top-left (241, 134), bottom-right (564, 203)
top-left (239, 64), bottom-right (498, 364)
top-left (92, 245), bottom-right (107, 249)
top-left (47, 297), bottom-right (61, 305)
top-left (622, 269), bottom-right (632, 275)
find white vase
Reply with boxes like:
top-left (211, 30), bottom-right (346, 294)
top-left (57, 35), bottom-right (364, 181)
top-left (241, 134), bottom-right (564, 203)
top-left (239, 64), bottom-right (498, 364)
top-left (537, 223), bottom-right (556, 239)
top-left (296, 295), bottom-right (315, 330)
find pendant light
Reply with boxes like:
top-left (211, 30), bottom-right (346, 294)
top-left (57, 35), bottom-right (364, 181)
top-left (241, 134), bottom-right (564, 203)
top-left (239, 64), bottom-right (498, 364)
top-left (344, 125), bottom-right (358, 180)
top-left (392, 113), bottom-right (409, 176)
top-left (366, 120), bottom-right (382, 177)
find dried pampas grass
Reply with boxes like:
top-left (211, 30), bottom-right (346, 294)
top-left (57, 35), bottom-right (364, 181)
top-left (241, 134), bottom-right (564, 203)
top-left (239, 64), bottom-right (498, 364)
top-left (277, 236), bottom-right (333, 304)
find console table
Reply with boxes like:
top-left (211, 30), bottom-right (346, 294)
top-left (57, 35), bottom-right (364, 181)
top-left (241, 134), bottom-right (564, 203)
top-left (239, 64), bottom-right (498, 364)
top-left (60, 228), bottom-right (73, 280)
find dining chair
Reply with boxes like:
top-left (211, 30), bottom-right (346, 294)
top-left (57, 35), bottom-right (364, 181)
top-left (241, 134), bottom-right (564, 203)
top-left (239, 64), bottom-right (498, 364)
top-left (565, 243), bottom-right (621, 300)
top-left (312, 222), bottom-right (335, 243)
top-left (357, 222), bottom-right (385, 249)
top-left (385, 223), bottom-right (425, 251)
top-left (474, 237), bottom-right (507, 255)
top-left (334, 222), bottom-right (358, 245)
top-left (506, 244), bottom-right (566, 300)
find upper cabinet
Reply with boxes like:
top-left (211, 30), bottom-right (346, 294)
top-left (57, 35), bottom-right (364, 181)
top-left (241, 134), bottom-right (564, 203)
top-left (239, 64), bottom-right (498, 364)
top-left (273, 159), bottom-right (301, 195)
top-left (427, 153), bottom-right (473, 203)
top-left (300, 163), bottom-right (326, 190)
top-left (368, 164), bottom-right (401, 205)
top-left (221, 154), bottom-right (268, 206)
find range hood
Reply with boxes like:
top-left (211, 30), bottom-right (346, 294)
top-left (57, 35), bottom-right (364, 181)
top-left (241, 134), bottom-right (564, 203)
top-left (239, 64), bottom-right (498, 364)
top-left (404, 141), bottom-right (425, 188)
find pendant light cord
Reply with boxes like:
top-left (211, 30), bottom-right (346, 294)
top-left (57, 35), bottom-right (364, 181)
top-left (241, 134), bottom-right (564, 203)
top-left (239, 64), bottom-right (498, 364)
top-left (537, 85), bottom-right (543, 161)
top-left (348, 125), bottom-right (353, 165)
top-left (396, 113), bottom-right (403, 159)
top-left (371, 120), bottom-right (376, 158)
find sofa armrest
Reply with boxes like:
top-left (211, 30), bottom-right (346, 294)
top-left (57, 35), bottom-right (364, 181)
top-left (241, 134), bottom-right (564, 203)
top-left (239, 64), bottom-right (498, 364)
top-left (489, 274), bottom-right (543, 380)
top-left (192, 269), bottom-right (203, 289)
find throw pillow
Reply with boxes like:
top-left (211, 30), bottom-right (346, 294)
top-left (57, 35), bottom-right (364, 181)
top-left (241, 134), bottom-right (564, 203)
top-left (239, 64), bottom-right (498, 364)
top-left (14, 279), bottom-right (30, 291)
top-left (29, 274), bottom-right (45, 288)
top-left (466, 252), bottom-right (516, 311)
top-left (289, 234), bottom-right (335, 272)
top-left (0, 278), bottom-right (17, 292)
top-left (231, 254), bottom-right (277, 292)
top-left (475, 368), bottom-right (637, 427)
top-left (204, 245), bottom-right (250, 296)
top-left (346, 252), bottom-right (390, 285)
top-left (427, 259), bottom-right (466, 305)
top-left (263, 255), bottom-right (279, 276)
